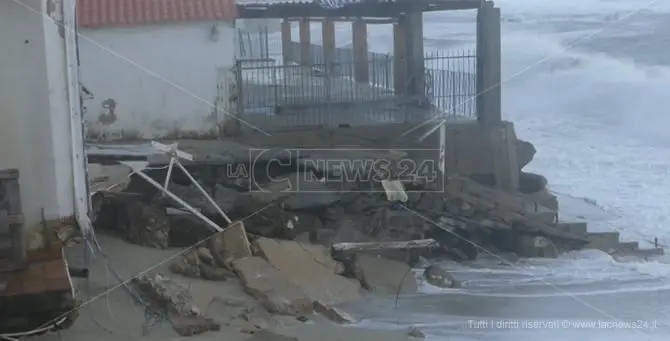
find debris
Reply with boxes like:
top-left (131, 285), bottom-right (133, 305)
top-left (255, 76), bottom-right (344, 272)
top-left (232, 256), bottom-right (313, 316)
top-left (209, 221), bottom-right (252, 266)
top-left (252, 237), bottom-right (361, 305)
top-left (381, 180), bottom-right (408, 203)
top-left (514, 235), bottom-right (558, 258)
top-left (119, 196), bottom-right (172, 249)
top-left (353, 254), bottom-right (418, 295)
top-left (169, 249), bottom-right (201, 278)
top-left (407, 326), bottom-right (426, 339)
top-left (423, 265), bottom-right (460, 288)
top-left (133, 273), bottom-right (219, 336)
top-left (199, 263), bottom-right (234, 281)
top-left (313, 300), bottom-right (356, 324)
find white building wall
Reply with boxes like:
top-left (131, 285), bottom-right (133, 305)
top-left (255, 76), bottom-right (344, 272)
top-left (0, 0), bottom-right (85, 248)
top-left (79, 21), bottom-right (237, 141)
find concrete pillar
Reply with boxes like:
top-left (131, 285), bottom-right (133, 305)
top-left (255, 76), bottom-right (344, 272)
top-left (393, 18), bottom-right (407, 94)
top-left (476, 2), bottom-right (502, 126)
top-left (352, 19), bottom-right (369, 83)
top-left (281, 19), bottom-right (292, 63)
top-left (490, 122), bottom-right (520, 192)
top-left (0, 0), bottom-right (88, 249)
top-left (299, 18), bottom-right (311, 65)
top-left (322, 19), bottom-right (336, 72)
top-left (403, 12), bottom-right (425, 98)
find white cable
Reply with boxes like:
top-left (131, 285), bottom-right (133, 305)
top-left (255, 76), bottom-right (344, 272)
top-left (0, 316), bottom-right (68, 340)
top-left (174, 160), bottom-right (232, 224)
top-left (121, 162), bottom-right (224, 233)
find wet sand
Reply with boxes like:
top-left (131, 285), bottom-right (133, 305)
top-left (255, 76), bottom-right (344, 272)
top-left (27, 233), bottom-right (415, 341)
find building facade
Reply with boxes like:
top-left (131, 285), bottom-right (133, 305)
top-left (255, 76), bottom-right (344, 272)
top-left (77, 0), bottom-right (239, 141)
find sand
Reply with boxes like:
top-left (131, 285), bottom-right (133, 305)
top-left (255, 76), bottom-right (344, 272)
top-left (25, 233), bottom-right (415, 341)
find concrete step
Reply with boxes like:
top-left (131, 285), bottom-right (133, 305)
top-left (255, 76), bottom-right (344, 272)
top-left (616, 241), bottom-right (639, 252)
top-left (613, 247), bottom-right (664, 259)
top-left (528, 211), bottom-right (558, 225)
top-left (585, 232), bottom-right (620, 252)
top-left (556, 222), bottom-right (588, 235)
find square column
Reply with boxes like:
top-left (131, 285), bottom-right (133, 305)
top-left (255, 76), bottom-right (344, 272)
top-left (352, 19), bottom-right (369, 83)
top-left (476, 1), bottom-right (502, 126)
top-left (299, 18), bottom-right (311, 65)
top-left (281, 19), bottom-right (292, 63)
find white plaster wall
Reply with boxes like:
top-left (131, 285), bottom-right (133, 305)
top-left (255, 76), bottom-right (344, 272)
top-left (0, 0), bottom-right (80, 246)
top-left (79, 21), bottom-right (237, 141)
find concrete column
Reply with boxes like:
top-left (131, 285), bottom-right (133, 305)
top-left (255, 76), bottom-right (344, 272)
top-left (322, 19), bottom-right (336, 73)
top-left (0, 0), bottom-right (88, 249)
top-left (352, 19), bottom-right (369, 83)
top-left (490, 122), bottom-right (520, 192)
top-left (299, 18), bottom-right (311, 65)
top-left (281, 19), bottom-right (292, 63)
top-left (393, 18), bottom-right (407, 94)
top-left (476, 2), bottom-right (502, 126)
top-left (403, 12), bottom-right (425, 98)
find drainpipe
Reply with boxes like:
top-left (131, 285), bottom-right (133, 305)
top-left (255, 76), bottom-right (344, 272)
top-left (62, 0), bottom-right (92, 239)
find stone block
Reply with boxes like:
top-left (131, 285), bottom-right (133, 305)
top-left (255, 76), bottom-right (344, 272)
top-left (252, 237), bottom-right (359, 305)
top-left (353, 254), bottom-right (417, 295)
top-left (232, 256), bottom-right (313, 316)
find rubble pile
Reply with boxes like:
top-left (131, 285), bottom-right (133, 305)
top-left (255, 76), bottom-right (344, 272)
top-left (94, 150), bottom-right (590, 265)
top-left (91, 148), bottom-right (597, 337)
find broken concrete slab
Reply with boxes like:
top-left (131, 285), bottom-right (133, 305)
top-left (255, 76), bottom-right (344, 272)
top-left (133, 273), bottom-right (219, 336)
top-left (209, 221), bottom-right (252, 266)
top-left (252, 237), bottom-right (361, 305)
top-left (168, 314), bottom-right (220, 336)
top-left (243, 172), bottom-right (341, 210)
top-left (169, 249), bottom-right (201, 278)
top-left (232, 256), bottom-right (313, 316)
top-left (586, 231), bottom-right (620, 252)
top-left (353, 254), bottom-right (418, 295)
top-left (313, 300), bottom-right (356, 324)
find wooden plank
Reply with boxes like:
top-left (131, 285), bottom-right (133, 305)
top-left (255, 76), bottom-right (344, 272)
top-left (332, 238), bottom-right (438, 253)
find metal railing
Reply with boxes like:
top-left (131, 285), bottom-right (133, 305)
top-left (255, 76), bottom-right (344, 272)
top-left (235, 43), bottom-right (477, 131)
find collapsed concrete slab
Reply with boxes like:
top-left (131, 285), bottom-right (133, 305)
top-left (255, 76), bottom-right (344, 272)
top-left (252, 237), bottom-right (361, 305)
top-left (353, 254), bottom-right (418, 295)
top-left (313, 300), bottom-right (356, 324)
top-left (133, 273), bottom-right (219, 336)
top-left (232, 256), bottom-right (313, 316)
top-left (209, 221), bottom-right (252, 266)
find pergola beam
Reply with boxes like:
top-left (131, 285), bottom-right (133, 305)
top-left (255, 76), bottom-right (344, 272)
top-left (238, 0), bottom-right (481, 19)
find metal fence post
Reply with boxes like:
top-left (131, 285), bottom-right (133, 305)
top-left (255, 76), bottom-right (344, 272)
top-left (234, 60), bottom-right (244, 131)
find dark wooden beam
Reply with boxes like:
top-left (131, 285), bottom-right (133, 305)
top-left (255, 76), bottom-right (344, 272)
top-left (238, 0), bottom-right (481, 19)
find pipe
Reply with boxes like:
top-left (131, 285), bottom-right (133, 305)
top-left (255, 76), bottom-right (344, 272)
top-left (128, 166), bottom-right (224, 232)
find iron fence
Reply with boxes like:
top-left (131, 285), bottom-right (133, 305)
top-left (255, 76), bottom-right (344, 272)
top-left (235, 43), bottom-right (477, 131)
